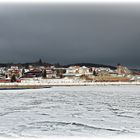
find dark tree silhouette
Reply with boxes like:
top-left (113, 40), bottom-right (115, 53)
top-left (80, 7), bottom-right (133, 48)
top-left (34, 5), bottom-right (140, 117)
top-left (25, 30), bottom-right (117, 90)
top-left (38, 58), bottom-right (43, 65)
top-left (54, 63), bottom-right (61, 68)
top-left (42, 69), bottom-right (46, 78)
top-left (11, 75), bottom-right (16, 82)
top-left (22, 68), bottom-right (25, 76)
top-left (93, 70), bottom-right (97, 76)
top-left (5, 75), bottom-right (8, 78)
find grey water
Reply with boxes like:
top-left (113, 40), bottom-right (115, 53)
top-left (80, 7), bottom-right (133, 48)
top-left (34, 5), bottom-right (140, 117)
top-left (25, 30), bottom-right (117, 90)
top-left (0, 85), bottom-right (140, 137)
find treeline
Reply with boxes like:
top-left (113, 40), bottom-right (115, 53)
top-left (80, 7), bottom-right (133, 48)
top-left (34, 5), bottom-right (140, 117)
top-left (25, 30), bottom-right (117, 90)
top-left (64, 63), bottom-right (116, 70)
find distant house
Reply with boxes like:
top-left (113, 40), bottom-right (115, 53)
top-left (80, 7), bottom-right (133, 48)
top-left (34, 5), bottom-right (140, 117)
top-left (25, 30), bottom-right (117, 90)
top-left (78, 66), bottom-right (91, 75)
top-left (7, 66), bottom-right (21, 78)
top-left (63, 66), bottom-right (93, 78)
top-left (66, 66), bottom-right (80, 74)
top-left (0, 67), bottom-right (6, 75)
top-left (21, 66), bottom-right (57, 79)
top-left (22, 68), bottom-right (42, 78)
top-left (46, 67), bottom-right (57, 78)
top-left (131, 72), bottom-right (140, 81)
top-left (116, 64), bottom-right (131, 75)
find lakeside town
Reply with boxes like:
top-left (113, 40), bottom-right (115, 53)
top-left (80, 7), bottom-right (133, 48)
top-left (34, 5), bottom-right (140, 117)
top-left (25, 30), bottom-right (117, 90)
top-left (0, 59), bottom-right (140, 85)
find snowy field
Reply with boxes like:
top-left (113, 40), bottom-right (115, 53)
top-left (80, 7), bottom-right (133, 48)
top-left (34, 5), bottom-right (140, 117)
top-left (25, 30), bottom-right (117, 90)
top-left (0, 85), bottom-right (140, 137)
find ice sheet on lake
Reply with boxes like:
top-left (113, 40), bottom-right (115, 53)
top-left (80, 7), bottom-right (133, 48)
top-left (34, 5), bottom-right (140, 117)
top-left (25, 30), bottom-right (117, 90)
top-left (0, 85), bottom-right (140, 137)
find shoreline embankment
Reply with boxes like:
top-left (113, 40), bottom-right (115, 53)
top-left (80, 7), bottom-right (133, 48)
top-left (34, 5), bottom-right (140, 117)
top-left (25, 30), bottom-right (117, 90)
top-left (0, 81), bottom-right (140, 89)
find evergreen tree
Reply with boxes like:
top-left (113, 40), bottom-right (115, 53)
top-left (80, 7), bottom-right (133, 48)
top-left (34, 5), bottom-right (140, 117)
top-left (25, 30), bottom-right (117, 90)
top-left (11, 75), bottom-right (16, 82)
top-left (38, 58), bottom-right (43, 65)
top-left (55, 63), bottom-right (60, 68)
top-left (42, 69), bottom-right (46, 78)
top-left (22, 68), bottom-right (25, 76)
top-left (93, 70), bottom-right (97, 76)
top-left (5, 75), bottom-right (8, 78)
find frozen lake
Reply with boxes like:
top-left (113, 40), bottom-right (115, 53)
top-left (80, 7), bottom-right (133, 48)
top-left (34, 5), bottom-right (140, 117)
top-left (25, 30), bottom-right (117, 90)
top-left (0, 85), bottom-right (140, 137)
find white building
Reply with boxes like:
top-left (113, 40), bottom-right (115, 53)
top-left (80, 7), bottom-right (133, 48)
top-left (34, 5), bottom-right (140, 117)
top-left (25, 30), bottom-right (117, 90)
top-left (64, 66), bottom-right (93, 77)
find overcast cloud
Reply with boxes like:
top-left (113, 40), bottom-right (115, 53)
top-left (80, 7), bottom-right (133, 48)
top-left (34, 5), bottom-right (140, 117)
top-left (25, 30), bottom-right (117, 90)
top-left (0, 3), bottom-right (140, 68)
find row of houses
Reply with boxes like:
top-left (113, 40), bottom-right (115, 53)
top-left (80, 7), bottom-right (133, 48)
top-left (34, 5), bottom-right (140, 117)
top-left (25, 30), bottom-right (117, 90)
top-left (0, 64), bottom-right (140, 82)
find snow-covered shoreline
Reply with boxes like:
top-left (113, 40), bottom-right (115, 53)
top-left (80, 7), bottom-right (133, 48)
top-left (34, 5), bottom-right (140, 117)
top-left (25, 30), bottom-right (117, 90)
top-left (0, 79), bottom-right (140, 87)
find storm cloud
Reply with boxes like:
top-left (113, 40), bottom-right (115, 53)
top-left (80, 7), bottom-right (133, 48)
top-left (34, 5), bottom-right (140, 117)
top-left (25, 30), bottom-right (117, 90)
top-left (0, 3), bottom-right (140, 68)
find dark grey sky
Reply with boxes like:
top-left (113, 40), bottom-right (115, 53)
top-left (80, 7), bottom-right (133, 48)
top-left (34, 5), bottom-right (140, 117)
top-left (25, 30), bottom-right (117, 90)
top-left (0, 3), bottom-right (140, 68)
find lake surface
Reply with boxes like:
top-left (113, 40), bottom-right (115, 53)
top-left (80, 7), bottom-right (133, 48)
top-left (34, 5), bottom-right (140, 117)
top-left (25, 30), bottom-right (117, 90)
top-left (0, 85), bottom-right (140, 137)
